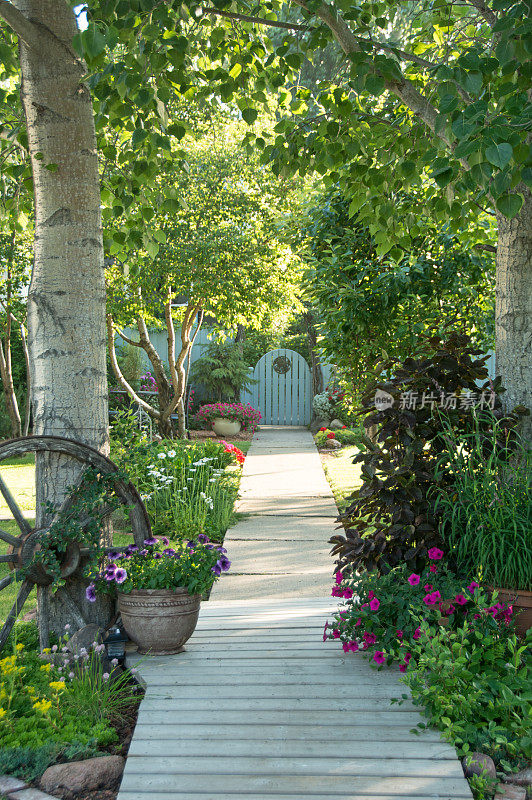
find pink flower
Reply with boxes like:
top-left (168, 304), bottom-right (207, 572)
top-left (348, 641), bottom-right (358, 652)
top-left (363, 632), bottom-right (377, 645)
top-left (468, 581), bottom-right (480, 593)
top-left (455, 594), bottom-right (468, 606)
top-left (408, 573), bottom-right (420, 586)
top-left (423, 593), bottom-right (437, 606)
top-left (355, 617), bottom-right (362, 627)
top-left (424, 584), bottom-right (433, 591)
top-left (429, 564), bottom-right (438, 573)
top-left (373, 651), bottom-right (385, 665)
top-left (413, 626), bottom-right (421, 640)
top-left (368, 590), bottom-right (375, 601)
top-left (342, 642), bottom-right (350, 653)
top-left (399, 663), bottom-right (407, 673)
top-left (369, 598), bottom-right (380, 611)
top-left (335, 571), bottom-right (343, 585)
top-left (343, 587), bottom-right (354, 600)
top-left (323, 622), bottom-right (329, 641)
top-left (430, 590), bottom-right (441, 603)
top-left (427, 547), bottom-right (444, 560)
top-left (396, 630), bottom-right (403, 640)
top-left (332, 629), bottom-right (341, 639)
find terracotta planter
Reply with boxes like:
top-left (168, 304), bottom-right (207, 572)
top-left (118, 588), bottom-right (200, 655)
top-left (212, 417), bottom-right (241, 436)
top-left (493, 587), bottom-right (532, 637)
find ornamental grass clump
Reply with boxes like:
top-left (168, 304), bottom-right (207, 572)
top-left (325, 549), bottom-right (516, 673)
top-left (193, 402), bottom-right (261, 432)
top-left (87, 534), bottom-right (230, 598)
top-left (432, 416), bottom-right (532, 591)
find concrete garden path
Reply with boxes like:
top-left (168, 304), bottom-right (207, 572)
top-left (118, 427), bottom-right (472, 800)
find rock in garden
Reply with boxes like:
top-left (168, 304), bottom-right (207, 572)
top-left (65, 624), bottom-right (104, 655)
top-left (324, 438), bottom-right (342, 449)
top-left (504, 768), bottom-right (532, 787)
top-left (328, 419), bottom-right (344, 430)
top-left (310, 418), bottom-right (330, 434)
top-left (0, 775), bottom-right (27, 793)
top-left (494, 783), bottom-right (527, 800)
top-left (40, 755), bottom-right (125, 798)
top-left (462, 752), bottom-right (497, 780)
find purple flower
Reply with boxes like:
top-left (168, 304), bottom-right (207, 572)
top-left (161, 536), bottom-right (170, 545)
top-left (205, 544), bottom-right (214, 550)
top-left (163, 548), bottom-right (176, 557)
top-left (219, 556), bottom-right (231, 572)
top-left (153, 552), bottom-right (162, 559)
top-left (216, 546), bottom-right (227, 553)
top-left (140, 549), bottom-right (148, 556)
top-left (198, 534), bottom-right (210, 544)
top-left (107, 551), bottom-right (120, 560)
top-left (126, 544), bottom-right (139, 555)
top-left (144, 537), bottom-right (158, 546)
top-left (85, 583), bottom-right (97, 602)
top-left (114, 568), bottom-right (127, 584)
top-left (211, 563), bottom-right (222, 577)
top-left (186, 540), bottom-right (195, 548)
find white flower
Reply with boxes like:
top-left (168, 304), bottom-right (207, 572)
top-left (158, 452), bottom-right (166, 459)
top-left (209, 478), bottom-right (216, 483)
top-left (167, 450), bottom-right (176, 457)
top-left (200, 492), bottom-right (206, 499)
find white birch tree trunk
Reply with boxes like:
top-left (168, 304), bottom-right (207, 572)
top-left (495, 190), bottom-right (532, 444)
top-left (15, 0), bottom-right (111, 633)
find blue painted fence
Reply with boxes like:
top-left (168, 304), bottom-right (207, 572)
top-left (241, 348), bottom-right (312, 426)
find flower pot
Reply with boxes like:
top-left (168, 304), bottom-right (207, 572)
top-left (212, 417), bottom-right (241, 436)
top-left (493, 587), bottom-right (532, 637)
top-left (118, 588), bottom-right (201, 655)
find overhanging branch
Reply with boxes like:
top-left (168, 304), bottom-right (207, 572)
top-left (0, 1), bottom-right (42, 49)
top-left (201, 6), bottom-right (311, 31)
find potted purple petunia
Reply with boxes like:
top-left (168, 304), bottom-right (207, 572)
top-left (85, 535), bottom-right (230, 654)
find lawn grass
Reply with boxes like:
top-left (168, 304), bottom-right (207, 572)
top-left (0, 454), bottom-right (36, 515)
top-left (321, 445), bottom-right (363, 512)
top-left (0, 519), bottom-right (37, 623)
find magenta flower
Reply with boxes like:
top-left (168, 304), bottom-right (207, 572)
top-left (399, 663), bottom-right (407, 673)
top-left (423, 593), bottom-right (436, 606)
top-left (468, 581), bottom-right (480, 593)
top-left (408, 573), bottom-right (420, 586)
top-left (342, 642), bottom-right (350, 653)
top-left (354, 617), bottom-right (362, 627)
top-left (431, 590), bottom-right (441, 602)
top-left (424, 583), bottom-right (433, 591)
top-left (363, 632), bottom-right (377, 645)
top-left (429, 564), bottom-right (438, 573)
top-left (368, 590), bottom-right (375, 601)
top-left (322, 621), bottom-right (329, 642)
top-left (455, 594), bottom-right (468, 606)
top-left (343, 587), bottom-right (354, 600)
top-left (335, 571), bottom-right (343, 585)
top-left (348, 641), bottom-right (358, 652)
top-left (396, 629), bottom-right (403, 640)
top-left (413, 626), bottom-right (421, 640)
top-left (427, 547), bottom-right (444, 560)
top-left (332, 629), bottom-right (341, 639)
top-left (369, 598), bottom-right (380, 611)
top-left (373, 651), bottom-right (385, 665)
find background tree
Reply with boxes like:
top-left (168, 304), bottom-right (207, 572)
top-left (106, 113), bottom-right (301, 437)
top-left (298, 189), bottom-right (495, 404)
top-left (190, 340), bottom-right (255, 402)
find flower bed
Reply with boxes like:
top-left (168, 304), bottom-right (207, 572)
top-left (325, 552), bottom-right (532, 787)
top-left (314, 427), bottom-right (361, 448)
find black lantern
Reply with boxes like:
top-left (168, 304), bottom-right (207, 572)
top-left (104, 625), bottom-right (128, 663)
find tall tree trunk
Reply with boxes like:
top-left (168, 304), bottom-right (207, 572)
top-left (17, 0), bottom-right (111, 636)
top-left (495, 190), bottom-right (532, 444)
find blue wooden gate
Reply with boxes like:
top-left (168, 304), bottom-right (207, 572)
top-left (241, 349), bottom-right (312, 426)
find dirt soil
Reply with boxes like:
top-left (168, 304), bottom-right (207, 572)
top-left (188, 428), bottom-right (255, 441)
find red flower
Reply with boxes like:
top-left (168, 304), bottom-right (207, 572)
top-left (319, 427), bottom-right (327, 432)
top-left (326, 432), bottom-right (335, 439)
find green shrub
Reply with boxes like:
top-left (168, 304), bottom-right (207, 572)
top-left (315, 427), bottom-right (361, 447)
top-left (190, 341), bottom-right (256, 401)
top-left (0, 741), bottom-right (100, 782)
top-left (401, 621), bottom-right (532, 767)
top-left (433, 417), bottom-right (532, 590)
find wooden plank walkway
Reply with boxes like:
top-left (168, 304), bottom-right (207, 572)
top-left (119, 598), bottom-right (472, 800)
top-left (118, 429), bottom-right (471, 799)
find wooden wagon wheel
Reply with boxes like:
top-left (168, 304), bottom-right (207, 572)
top-left (0, 436), bottom-right (151, 651)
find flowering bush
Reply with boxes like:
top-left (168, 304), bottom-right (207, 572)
top-left (325, 551), bottom-right (516, 672)
top-left (0, 623), bottom-right (128, 751)
top-left (315, 428), bottom-right (361, 447)
top-left (193, 402), bottom-right (261, 432)
top-left (140, 371), bottom-right (158, 393)
top-left (87, 535), bottom-right (230, 598)
top-left (221, 440), bottom-right (245, 465)
top-left (312, 391), bottom-right (334, 420)
top-left (113, 439), bottom-right (241, 540)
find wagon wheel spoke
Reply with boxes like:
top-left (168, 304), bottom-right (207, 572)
top-left (57, 589), bottom-right (87, 629)
top-left (0, 573), bottom-right (14, 591)
top-left (0, 579), bottom-right (33, 650)
top-left (0, 474), bottom-right (31, 536)
top-left (0, 554), bottom-right (16, 564)
top-left (0, 527), bottom-right (21, 548)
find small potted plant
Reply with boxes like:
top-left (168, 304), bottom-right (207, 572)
top-left (86, 535), bottom-right (230, 654)
top-left (193, 402), bottom-right (261, 437)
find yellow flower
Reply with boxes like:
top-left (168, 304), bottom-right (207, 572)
top-left (42, 647), bottom-right (51, 654)
top-left (0, 708), bottom-right (6, 718)
top-left (40, 663), bottom-right (52, 673)
top-left (15, 643), bottom-right (24, 651)
top-left (32, 699), bottom-right (52, 714)
top-left (48, 681), bottom-right (66, 693)
top-left (26, 686), bottom-right (36, 695)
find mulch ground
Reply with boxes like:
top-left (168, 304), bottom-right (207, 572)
top-left (188, 429), bottom-right (255, 441)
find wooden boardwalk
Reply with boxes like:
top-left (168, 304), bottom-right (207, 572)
top-left (119, 598), bottom-right (472, 800)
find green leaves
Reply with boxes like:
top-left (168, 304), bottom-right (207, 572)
top-left (73, 24), bottom-right (107, 60)
top-left (485, 143), bottom-right (513, 169)
top-left (496, 193), bottom-right (523, 219)
top-left (241, 107), bottom-right (258, 125)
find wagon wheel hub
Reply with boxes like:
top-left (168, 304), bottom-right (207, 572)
top-left (7, 530), bottom-right (81, 586)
